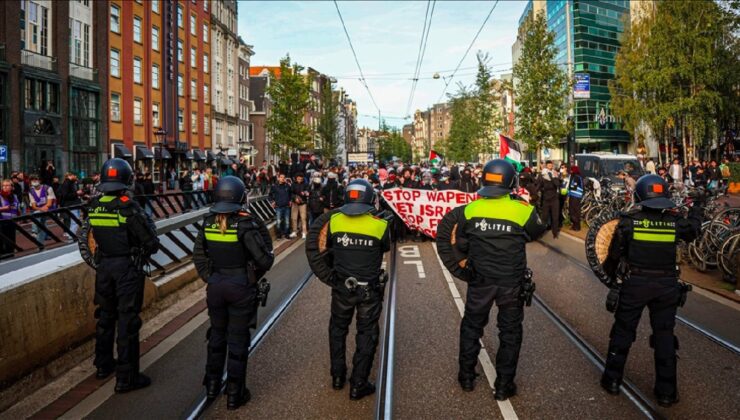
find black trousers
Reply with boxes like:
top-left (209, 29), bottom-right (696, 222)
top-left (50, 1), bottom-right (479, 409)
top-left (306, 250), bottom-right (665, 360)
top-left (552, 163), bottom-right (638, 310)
top-left (205, 279), bottom-right (257, 381)
top-left (541, 197), bottom-right (560, 236)
top-left (0, 221), bottom-right (15, 258)
top-left (558, 194), bottom-right (566, 227)
top-left (329, 287), bottom-right (383, 386)
top-left (459, 282), bottom-right (523, 383)
top-left (94, 256), bottom-right (145, 382)
top-left (568, 196), bottom-right (582, 230)
top-left (603, 277), bottom-right (680, 396)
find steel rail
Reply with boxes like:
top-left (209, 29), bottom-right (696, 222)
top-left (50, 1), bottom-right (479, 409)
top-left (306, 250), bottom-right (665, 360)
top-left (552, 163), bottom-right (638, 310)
top-left (538, 239), bottom-right (740, 356)
top-left (183, 270), bottom-right (314, 420)
top-left (374, 241), bottom-right (399, 420)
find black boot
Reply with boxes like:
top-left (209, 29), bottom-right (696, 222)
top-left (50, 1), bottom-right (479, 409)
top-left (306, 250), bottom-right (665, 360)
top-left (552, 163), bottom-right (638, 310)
top-left (493, 377), bottom-right (517, 401)
top-left (600, 374), bottom-right (621, 395)
top-left (114, 373), bottom-right (151, 393)
top-left (349, 381), bottom-right (376, 400)
top-left (203, 375), bottom-right (223, 399)
top-left (332, 375), bottom-right (346, 390)
top-left (226, 378), bottom-right (250, 410)
top-left (654, 390), bottom-right (679, 408)
top-left (458, 372), bottom-right (478, 392)
top-left (96, 364), bottom-right (115, 380)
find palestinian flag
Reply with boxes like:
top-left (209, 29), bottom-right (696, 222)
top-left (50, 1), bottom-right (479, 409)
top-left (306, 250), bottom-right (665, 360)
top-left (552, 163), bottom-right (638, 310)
top-left (429, 150), bottom-right (443, 166)
top-left (499, 134), bottom-right (523, 171)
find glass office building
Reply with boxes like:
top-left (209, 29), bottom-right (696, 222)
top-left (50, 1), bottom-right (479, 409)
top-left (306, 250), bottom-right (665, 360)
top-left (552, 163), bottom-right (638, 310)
top-left (518, 1), bottom-right (631, 155)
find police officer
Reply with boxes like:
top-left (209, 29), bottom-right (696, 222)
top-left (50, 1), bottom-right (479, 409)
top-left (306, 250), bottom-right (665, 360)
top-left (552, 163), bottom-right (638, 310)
top-left (82, 158), bottom-right (159, 392)
top-left (325, 179), bottom-right (391, 400)
top-left (192, 176), bottom-right (274, 410)
top-left (601, 174), bottom-right (701, 407)
top-left (451, 159), bottom-right (545, 399)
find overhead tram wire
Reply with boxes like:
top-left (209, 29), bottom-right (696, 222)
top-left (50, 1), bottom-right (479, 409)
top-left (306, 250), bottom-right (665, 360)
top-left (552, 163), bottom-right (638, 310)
top-left (436, 0), bottom-right (500, 103)
top-left (405, 0), bottom-right (436, 118)
top-left (333, 0), bottom-right (382, 117)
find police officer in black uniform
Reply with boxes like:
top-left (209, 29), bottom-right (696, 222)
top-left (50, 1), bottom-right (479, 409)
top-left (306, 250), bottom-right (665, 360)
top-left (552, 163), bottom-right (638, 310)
top-left (325, 179), bottom-right (391, 400)
top-left (451, 159), bottom-right (545, 399)
top-left (81, 158), bottom-right (159, 392)
top-left (193, 176), bottom-right (274, 410)
top-left (601, 174), bottom-right (701, 407)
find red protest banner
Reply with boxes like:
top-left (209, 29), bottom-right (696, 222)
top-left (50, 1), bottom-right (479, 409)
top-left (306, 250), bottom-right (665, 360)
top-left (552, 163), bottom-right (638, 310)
top-left (381, 188), bottom-right (478, 238)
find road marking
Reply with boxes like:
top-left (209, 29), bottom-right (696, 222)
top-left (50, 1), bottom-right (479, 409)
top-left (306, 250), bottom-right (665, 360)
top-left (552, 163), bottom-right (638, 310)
top-left (61, 311), bottom-right (209, 419)
top-left (398, 245), bottom-right (421, 258)
top-left (432, 243), bottom-right (519, 420)
top-left (403, 260), bottom-right (426, 278)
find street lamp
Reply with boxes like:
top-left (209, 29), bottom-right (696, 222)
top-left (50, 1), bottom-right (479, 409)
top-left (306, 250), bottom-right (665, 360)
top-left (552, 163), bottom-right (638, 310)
top-left (154, 128), bottom-right (167, 192)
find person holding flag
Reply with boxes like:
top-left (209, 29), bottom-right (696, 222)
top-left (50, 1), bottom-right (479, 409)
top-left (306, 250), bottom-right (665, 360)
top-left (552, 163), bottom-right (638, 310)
top-left (429, 150), bottom-right (444, 167)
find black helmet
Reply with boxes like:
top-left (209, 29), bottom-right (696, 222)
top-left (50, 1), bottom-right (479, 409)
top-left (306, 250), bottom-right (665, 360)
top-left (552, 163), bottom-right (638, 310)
top-left (634, 174), bottom-right (674, 209)
top-left (211, 176), bottom-right (246, 213)
top-left (478, 159), bottom-right (517, 198)
top-left (340, 179), bottom-right (376, 216)
top-left (99, 158), bottom-right (134, 193)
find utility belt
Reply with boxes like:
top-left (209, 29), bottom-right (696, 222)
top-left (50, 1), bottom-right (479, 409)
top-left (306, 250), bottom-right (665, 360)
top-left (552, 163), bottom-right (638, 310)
top-left (340, 270), bottom-right (388, 301)
top-left (629, 267), bottom-right (678, 278)
top-left (214, 267), bottom-right (248, 276)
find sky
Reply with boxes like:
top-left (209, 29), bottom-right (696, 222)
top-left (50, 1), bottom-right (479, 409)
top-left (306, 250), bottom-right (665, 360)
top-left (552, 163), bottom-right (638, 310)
top-left (238, 0), bottom-right (528, 129)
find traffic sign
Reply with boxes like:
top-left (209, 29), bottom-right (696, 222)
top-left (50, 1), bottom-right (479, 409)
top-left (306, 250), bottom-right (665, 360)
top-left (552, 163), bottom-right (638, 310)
top-left (347, 152), bottom-right (375, 165)
top-left (0, 145), bottom-right (7, 163)
top-left (574, 73), bottom-right (590, 99)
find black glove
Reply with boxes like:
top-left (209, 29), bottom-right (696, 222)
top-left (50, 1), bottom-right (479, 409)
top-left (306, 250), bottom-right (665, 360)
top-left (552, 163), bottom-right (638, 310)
top-left (606, 288), bottom-right (620, 313)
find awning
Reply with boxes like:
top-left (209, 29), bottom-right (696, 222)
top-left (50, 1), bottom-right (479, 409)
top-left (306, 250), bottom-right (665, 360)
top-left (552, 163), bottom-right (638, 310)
top-left (135, 145), bottom-right (154, 159)
top-left (154, 146), bottom-right (172, 159)
top-left (184, 150), bottom-right (194, 160)
top-left (113, 143), bottom-right (133, 159)
top-left (206, 150), bottom-right (217, 162)
top-left (193, 149), bottom-right (207, 161)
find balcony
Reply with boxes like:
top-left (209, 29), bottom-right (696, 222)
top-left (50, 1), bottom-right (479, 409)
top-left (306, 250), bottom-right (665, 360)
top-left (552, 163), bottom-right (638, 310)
top-left (21, 50), bottom-right (57, 72)
top-left (69, 63), bottom-right (98, 82)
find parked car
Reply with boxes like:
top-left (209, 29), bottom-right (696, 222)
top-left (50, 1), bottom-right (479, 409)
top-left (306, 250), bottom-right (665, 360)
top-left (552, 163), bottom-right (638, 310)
top-left (575, 153), bottom-right (644, 186)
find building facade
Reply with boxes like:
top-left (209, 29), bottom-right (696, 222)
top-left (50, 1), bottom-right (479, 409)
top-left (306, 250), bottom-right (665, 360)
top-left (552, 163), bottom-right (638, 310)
top-left (210, 0), bottom-right (239, 159)
top-left (237, 37), bottom-right (254, 165)
top-left (515, 0), bottom-right (630, 159)
top-left (108, 0), bottom-right (212, 183)
top-left (248, 74), bottom-right (271, 164)
top-left (429, 102), bottom-right (451, 152)
top-left (0, 0), bottom-right (108, 178)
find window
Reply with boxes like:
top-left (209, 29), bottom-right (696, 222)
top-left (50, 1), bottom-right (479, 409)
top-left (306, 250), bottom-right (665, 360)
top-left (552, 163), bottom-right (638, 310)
top-left (69, 19), bottom-right (90, 67)
top-left (191, 111), bottom-right (197, 133)
top-left (133, 57), bottom-right (142, 84)
top-left (178, 109), bottom-right (184, 131)
top-left (134, 98), bottom-right (142, 124)
top-left (204, 115), bottom-right (210, 134)
top-left (110, 49), bottom-right (120, 77)
top-left (191, 47), bottom-right (197, 68)
top-left (203, 54), bottom-right (209, 73)
top-left (110, 5), bottom-right (120, 33)
top-left (152, 103), bottom-right (160, 127)
top-left (152, 64), bottom-right (160, 89)
top-left (152, 26), bottom-right (159, 51)
top-left (203, 24), bottom-right (208, 43)
top-left (111, 93), bottom-right (121, 121)
top-left (191, 79), bottom-right (197, 99)
top-left (133, 16), bottom-right (142, 43)
top-left (204, 84), bottom-right (209, 104)
top-left (190, 14), bottom-right (196, 36)
top-left (178, 74), bottom-right (184, 96)
top-left (152, 0), bottom-right (159, 14)
top-left (178, 39), bottom-right (183, 62)
top-left (177, 5), bottom-right (183, 27)
top-left (204, 0), bottom-right (209, 12)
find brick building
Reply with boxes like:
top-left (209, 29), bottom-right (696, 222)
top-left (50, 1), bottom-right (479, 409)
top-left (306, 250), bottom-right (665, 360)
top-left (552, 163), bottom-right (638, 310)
top-left (237, 37), bottom-right (254, 165)
top-left (0, 0), bottom-right (108, 178)
top-left (108, 0), bottom-right (212, 184)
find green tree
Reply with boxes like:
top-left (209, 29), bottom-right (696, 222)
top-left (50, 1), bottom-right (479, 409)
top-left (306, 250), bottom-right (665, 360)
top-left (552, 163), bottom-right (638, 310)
top-left (377, 122), bottom-right (412, 163)
top-left (317, 80), bottom-right (340, 160)
top-left (265, 55), bottom-right (312, 159)
top-left (513, 11), bottom-right (571, 165)
top-left (446, 85), bottom-right (480, 162)
top-left (474, 51), bottom-right (498, 157)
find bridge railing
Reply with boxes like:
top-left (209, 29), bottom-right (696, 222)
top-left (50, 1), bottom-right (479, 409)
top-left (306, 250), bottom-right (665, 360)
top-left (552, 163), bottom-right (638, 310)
top-left (0, 189), bottom-right (273, 261)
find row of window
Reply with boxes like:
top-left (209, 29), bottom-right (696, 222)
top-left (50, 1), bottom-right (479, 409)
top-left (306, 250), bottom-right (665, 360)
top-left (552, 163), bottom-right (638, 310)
top-left (24, 78), bottom-right (59, 113)
top-left (110, 93), bottom-right (211, 135)
top-left (111, 3), bottom-right (209, 44)
top-left (111, 49), bottom-right (209, 81)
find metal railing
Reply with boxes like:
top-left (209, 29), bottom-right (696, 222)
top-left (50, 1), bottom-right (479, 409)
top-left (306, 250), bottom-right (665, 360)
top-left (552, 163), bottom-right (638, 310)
top-left (69, 63), bottom-right (98, 81)
top-left (0, 190), bottom-right (275, 261)
top-left (21, 50), bottom-right (57, 71)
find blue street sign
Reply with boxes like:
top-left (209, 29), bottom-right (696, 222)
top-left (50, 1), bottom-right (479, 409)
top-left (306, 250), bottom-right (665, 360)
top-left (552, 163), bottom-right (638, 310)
top-left (0, 145), bottom-right (7, 163)
top-left (574, 73), bottom-right (590, 99)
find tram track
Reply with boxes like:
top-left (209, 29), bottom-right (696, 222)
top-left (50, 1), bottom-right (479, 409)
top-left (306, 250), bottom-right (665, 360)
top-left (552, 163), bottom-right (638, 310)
top-left (537, 237), bottom-right (740, 356)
